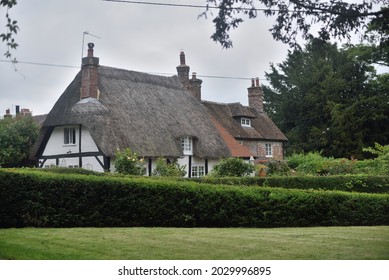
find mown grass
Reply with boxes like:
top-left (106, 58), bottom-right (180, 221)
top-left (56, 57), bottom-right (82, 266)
top-left (1, 226), bottom-right (388, 260)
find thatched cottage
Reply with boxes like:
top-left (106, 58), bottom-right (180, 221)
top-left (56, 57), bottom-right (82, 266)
top-left (31, 43), bottom-right (287, 177)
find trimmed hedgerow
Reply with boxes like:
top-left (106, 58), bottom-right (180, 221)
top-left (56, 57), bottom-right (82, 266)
top-left (0, 169), bottom-right (388, 228)
top-left (189, 175), bottom-right (389, 194)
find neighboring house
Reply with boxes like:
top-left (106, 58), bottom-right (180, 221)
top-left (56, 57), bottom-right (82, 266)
top-left (203, 78), bottom-right (287, 161)
top-left (31, 43), bottom-right (287, 176)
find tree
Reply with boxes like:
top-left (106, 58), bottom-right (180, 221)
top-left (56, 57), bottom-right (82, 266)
top-left (0, 115), bottom-right (39, 167)
top-left (263, 38), bottom-right (388, 158)
top-left (347, 9), bottom-right (389, 67)
top-left (204, 0), bottom-right (389, 48)
top-left (1, 0), bottom-right (18, 59)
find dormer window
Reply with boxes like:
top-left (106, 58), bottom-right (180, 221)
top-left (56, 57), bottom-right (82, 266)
top-left (241, 117), bottom-right (251, 127)
top-left (181, 136), bottom-right (193, 155)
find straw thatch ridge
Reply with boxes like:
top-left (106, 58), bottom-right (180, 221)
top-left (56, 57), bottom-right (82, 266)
top-left (32, 66), bottom-right (231, 159)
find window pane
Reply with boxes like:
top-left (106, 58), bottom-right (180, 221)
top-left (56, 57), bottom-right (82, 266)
top-left (182, 136), bottom-right (192, 154)
top-left (64, 127), bottom-right (76, 144)
top-left (64, 128), bottom-right (69, 144)
top-left (191, 165), bottom-right (205, 178)
top-left (71, 128), bottom-right (75, 144)
top-left (265, 143), bottom-right (272, 156)
top-left (241, 118), bottom-right (251, 126)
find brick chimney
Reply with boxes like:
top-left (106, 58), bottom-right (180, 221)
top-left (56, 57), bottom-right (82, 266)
top-left (3, 108), bottom-right (12, 119)
top-left (81, 42), bottom-right (99, 99)
top-left (176, 51), bottom-right (190, 83)
top-left (176, 52), bottom-right (202, 100)
top-left (20, 108), bottom-right (32, 116)
top-left (188, 72), bottom-right (202, 101)
top-left (248, 77), bottom-right (264, 112)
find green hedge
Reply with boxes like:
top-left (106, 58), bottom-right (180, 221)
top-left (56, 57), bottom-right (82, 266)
top-left (190, 175), bottom-right (389, 193)
top-left (1, 169), bottom-right (388, 228)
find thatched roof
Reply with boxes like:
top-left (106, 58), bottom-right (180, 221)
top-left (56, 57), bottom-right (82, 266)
top-left (203, 101), bottom-right (288, 141)
top-left (32, 66), bottom-right (232, 159)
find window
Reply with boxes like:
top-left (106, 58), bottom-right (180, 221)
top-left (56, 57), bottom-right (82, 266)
top-left (64, 127), bottom-right (76, 145)
top-left (191, 165), bottom-right (205, 178)
top-left (241, 117), bottom-right (251, 127)
top-left (265, 143), bottom-right (273, 157)
top-left (181, 136), bottom-right (192, 155)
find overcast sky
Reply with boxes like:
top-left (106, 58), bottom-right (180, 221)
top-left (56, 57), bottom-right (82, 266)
top-left (1, 0), bottom-right (291, 116)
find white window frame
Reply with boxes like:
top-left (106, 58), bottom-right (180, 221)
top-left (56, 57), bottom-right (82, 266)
top-left (241, 117), bottom-right (251, 127)
top-left (181, 136), bottom-right (193, 155)
top-left (64, 127), bottom-right (76, 145)
top-left (191, 165), bottom-right (205, 178)
top-left (265, 143), bottom-right (273, 157)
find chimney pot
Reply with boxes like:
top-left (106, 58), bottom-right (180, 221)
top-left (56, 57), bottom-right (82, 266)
top-left (180, 51), bottom-right (186, 65)
top-left (192, 72), bottom-right (197, 79)
top-left (251, 78), bottom-right (255, 87)
top-left (255, 77), bottom-right (260, 87)
top-left (87, 42), bottom-right (95, 57)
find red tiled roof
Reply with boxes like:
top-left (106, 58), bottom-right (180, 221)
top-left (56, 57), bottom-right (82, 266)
top-left (210, 116), bottom-right (254, 158)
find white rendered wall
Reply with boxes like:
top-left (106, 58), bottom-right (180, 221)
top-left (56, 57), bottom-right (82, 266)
top-left (41, 125), bottom-right (104, 171)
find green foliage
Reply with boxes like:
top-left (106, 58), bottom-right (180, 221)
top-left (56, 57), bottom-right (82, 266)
top-left (32, 167), bottom-right (103, 176)
top-left (286, 151), bottom-right (356, 176)
top-left (1, 0), bottom-right (19, 59)
top-left (152, 157), bottom-right (186, 177)
top-left (264, 39), bottom-right (388, 158)
top-left (286, 145), bottom-right (389, 176)
top-left (265, 160), bottom-right (291, 176)
top-left (357, 143), bottom-right (389, 175)
top-left (114, 148), bottom-right (144, 175)
top-left (211, 157), bottom-right (255, 177)
top-left (0, 116), bottom-right (39, 167)
top-left (190, 174), bottom-right (389, 194)
top-left (204, 1), bottom-right (388, 49)
top-left (1, 169), bottom-right (388, 228)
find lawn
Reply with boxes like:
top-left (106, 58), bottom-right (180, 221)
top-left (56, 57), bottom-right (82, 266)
top-left (1, 226), bottom-right (388, 260)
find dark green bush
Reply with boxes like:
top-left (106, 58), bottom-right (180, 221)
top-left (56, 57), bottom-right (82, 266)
top-left (28, 167), bottom-right (103, 176)
top-left (211, 158), bottom-right (255, 177)
top-left (190, 175), bottom-right (389, 194)
top-left (1, 169), bottom-right (388, 228)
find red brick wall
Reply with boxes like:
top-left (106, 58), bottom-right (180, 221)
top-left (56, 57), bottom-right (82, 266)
top-left (242, 140), bottom-right (284, 160)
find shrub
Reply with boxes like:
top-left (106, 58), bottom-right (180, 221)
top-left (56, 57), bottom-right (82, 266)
top-left (114, 148), bottom-right (145, 175)
top-left (1, 169), bottom-right (388, 228)
top-left (152, 157), bottom-right (186, 177)
top-left (189, 175), bottom-right (389, 194)
top-left (286, 151), bottom-right (334, 175)
top-left (266, 160), bottom-right (291, 176)
top-left (357, 143), bottom-right (389, 175)
top-left (30, 167), bottom-right (102, 176)
top-left (286, 145), bottom-right (389, 176)
top-left (323, 158), bottom-right (357, 175)
top-left (211, 158), bottom-right (255, 177)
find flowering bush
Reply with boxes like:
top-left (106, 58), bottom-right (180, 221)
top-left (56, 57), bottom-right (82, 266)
top-left (114, 148), bottom-right (145, 175)
top-left (211, 157), bottom-right (255, 177)
top-left (152, 157), bottom-right (186, 177)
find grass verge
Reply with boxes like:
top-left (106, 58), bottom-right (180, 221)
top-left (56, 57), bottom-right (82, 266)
top-left (1, 226), bottom-right (388, 260)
